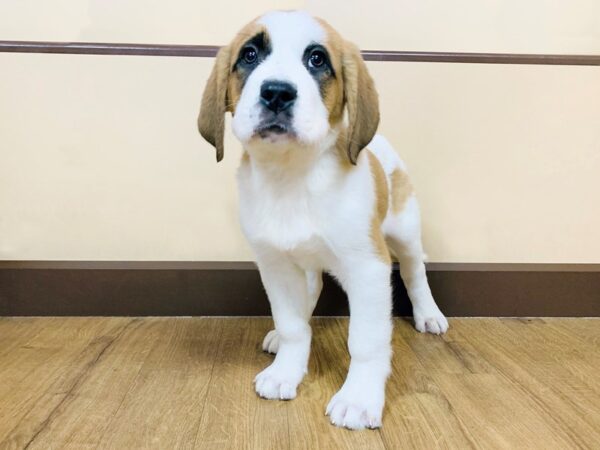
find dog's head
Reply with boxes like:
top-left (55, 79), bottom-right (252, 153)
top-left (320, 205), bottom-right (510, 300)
top-left (198, 10), bottom-right (379, 164)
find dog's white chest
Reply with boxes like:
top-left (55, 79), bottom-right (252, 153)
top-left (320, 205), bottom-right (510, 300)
top-left (237, 162), bottom-right (336, 269)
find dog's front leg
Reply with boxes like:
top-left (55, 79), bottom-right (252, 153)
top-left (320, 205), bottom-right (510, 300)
top-left (253, 252), bottom-right (312, 400)
top-left (327, 258), bottom-right (393, 429)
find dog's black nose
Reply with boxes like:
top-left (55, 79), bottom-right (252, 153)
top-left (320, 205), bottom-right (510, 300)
top-left (260, 81), bottom-right (297, 113)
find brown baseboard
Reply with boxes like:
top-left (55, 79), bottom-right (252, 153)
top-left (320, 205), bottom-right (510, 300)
top-left (0, 261), bottom-right (598, 317)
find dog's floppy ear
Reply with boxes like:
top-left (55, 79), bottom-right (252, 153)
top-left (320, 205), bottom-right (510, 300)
top-left (198, 46), bottom-right (231, 162)
top-left (342, 42), bottom-right (380, 164)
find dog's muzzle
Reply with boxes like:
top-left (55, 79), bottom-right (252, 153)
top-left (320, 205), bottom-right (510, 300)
top-left (256, 80), bottom-right (297, 138)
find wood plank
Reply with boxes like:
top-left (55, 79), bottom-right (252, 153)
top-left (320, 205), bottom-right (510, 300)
top-left (94, 318), bottom-right (224, 449)
top-left (0, 318), bottom-right (49, 360)
top-left (452, 319), bottom-right (600, 448)
top-left (0, 318), bottom-right (599, 449)
top-left (380, 319), bottom-right (477, 450)
top-left (499, 319), bottom-right (600, 404)
top-left (13, 319), bottom-right (168, 449)
top-left (543, 318), bottom-right (600, 350)
top-left (193, 318), bottom-right (290, 450)
top-left (399, 319), bottom-right (583, 448)
top-left (0, 318), bottom-right (102, 371)
top-left (0, 318), bottom-right (132, 447)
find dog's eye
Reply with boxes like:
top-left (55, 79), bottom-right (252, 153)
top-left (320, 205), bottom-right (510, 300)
top-left (241, 46), bottom-right (258, 64)
top-left (309, 50), bottom-right (326, 68)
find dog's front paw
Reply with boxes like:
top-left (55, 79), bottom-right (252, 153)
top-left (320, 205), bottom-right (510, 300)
top-left (326, 385), bottom-right (384, 430)
top-left (254, 363), bottom-right (305, 400)
top-left (261, 329), bottom-right (280, 354)
top-left (413, 305), bottom-right (449, 335)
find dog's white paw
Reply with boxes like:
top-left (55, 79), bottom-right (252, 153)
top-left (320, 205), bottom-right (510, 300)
top-left (413, 305), bottom-right (449, 334)
top-left (262, 329), bottom-right (280, 354)
top-left (326, 386), bottom-right (384, 430)
top-left (254, 363), bottom-right (304, 400)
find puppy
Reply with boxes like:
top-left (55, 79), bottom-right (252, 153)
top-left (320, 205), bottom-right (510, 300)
top-left (198, 10), bottom-right (448, 430)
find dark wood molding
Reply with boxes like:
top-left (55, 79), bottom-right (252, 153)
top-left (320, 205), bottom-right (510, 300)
top-left (1, 261), bottom-right (598, 317)
top-left (360, 50), bottom-right (600, 65)
top-left (1, 40), bottom-right (599, 66)
top-left (0, 41), bottom-right (219, 58)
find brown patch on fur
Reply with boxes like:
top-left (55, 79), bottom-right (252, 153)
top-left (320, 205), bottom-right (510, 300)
top-left (198, 45), bottom-right (230, 162)
top-left (316, 18), bottom-right (345, 126)
top-left (342, 45), bottom-right (379, 164)
top-left (333, 129), bottom-right (356, 173)
top-left (367, 151), bottom-right (391, 264)
top-left (198, 20), bottom-right (265, 161)
top-left (390, 168), bottom-right (413, 214)
top-left (318, 18), bottom-right (379, 159)
top-left (225, 22), bottom-right (267, 111)
top-left (226, 71), bottom-right (243, 113)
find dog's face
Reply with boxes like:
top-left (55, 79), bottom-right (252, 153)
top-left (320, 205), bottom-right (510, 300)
top-left (231, 12), bottom-right (338, 150)
top-left (198, 10), bottom-right (379, 164)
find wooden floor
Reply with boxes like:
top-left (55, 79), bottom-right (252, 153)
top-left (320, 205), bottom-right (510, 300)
top-left (0, 318), bottom-right (599, 449)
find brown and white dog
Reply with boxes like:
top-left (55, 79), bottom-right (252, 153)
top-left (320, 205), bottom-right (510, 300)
top-left (198, 10), bottom-right (448, 430)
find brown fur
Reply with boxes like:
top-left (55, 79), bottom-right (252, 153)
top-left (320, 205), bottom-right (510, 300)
top-left (198, 21), bottom-right (264, 162)
top-left (333, 129), bottom-right (357, 172)
top-left (197, 45), bottom-right (231, 162)
top-left (316, 18), bottom-right (345, 126)
top-left (390, 168), bottom-right (413, 214)
top-left (317, 19), bottom-right (380, 163)
top-left (342, 42), bottom-right (380, 165)
top-left (367, 151), bottom-right (391, 264)
top-left (225, 22), bottom-right (267, 111)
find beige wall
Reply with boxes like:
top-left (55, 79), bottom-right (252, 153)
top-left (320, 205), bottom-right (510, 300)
top-left (2, 0), bottom-right (599, 53)
top-left (1, 2), bottom-right (599, 263)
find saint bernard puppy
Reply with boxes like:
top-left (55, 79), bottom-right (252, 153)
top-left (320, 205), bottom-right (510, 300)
top-left (198, 10), bottom-right (448, 430)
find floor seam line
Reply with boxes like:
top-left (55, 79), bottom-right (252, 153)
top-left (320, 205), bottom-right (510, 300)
top-left (19, 319), bottom-right (136, 449)
top-left (191, 320), bottom-right (227, 449)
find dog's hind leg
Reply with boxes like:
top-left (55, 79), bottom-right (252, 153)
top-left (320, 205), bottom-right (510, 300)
top-left (262, 270), bottom-right (322, 354)
top-left (384, 195), bottom-right (448, 334)
top-left (305, 270), bottom-right (324, 315)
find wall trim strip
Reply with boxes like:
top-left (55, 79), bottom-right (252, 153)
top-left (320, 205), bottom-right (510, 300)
top-left (1, 41), bottom-right (600, 65)
top-left (1, 261), bottom-right (598, 317)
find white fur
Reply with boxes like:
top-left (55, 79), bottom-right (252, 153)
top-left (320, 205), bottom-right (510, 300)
top-left (229, 11), bottom-right (448, 430)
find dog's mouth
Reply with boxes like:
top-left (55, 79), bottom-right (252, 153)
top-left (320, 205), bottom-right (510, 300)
top-left (255, 122), bottom-right (295, 139)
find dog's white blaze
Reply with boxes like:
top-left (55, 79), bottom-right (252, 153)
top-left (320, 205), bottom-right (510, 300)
top-left (258, 10), bottom-right (326, 51)
top-left (232, 11), bottom-right (330, 148)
